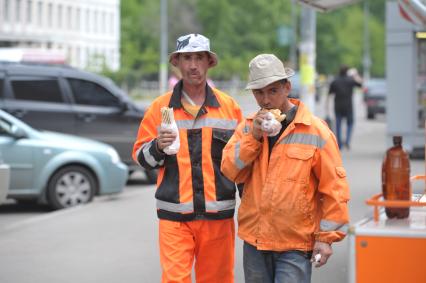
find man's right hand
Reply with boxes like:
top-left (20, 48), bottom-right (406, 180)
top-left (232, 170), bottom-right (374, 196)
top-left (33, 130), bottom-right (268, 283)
top-left (156, 128), bottom-right (177, 151)
top-left (252, 109), bottom-right (268, 141)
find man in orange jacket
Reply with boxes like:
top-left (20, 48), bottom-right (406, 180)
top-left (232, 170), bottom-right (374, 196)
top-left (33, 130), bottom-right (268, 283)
top-left (133, 34), bottom-right (243, 283)
top-left (221, 54), bottom-right (350, 283)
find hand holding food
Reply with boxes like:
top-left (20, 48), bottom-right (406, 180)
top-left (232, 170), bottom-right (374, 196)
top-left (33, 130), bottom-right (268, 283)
top-left (266, 108), bottom-right (286, 122)
top-left (261, 108), bottom-right (285, 136)
top-left (160, 107), bottom-right (180, 155)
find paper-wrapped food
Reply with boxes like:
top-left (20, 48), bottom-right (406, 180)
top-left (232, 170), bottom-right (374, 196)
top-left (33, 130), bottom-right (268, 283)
top-left (261, 108), bottom-right (286, 136)
top-left (161, 107), bottom-right (180, 155)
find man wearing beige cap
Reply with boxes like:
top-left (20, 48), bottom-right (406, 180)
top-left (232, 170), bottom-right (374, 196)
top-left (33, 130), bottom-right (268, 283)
top-left (133, 34), bottom-right (243, 282)
top-left (221, 54), bottom-right (350, 283)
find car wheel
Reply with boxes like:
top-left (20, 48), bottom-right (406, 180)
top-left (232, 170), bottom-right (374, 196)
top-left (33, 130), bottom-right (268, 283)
top-left (145, 169), bottom-right (158, 184)
top-left (47, 166), bottom-right (97, 210)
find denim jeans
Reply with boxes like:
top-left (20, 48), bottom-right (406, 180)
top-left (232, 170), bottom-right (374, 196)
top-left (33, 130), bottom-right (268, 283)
top-left (335, 111), bottom-right (354, 149)
top-left (243, 242), bottom-right (312, 283)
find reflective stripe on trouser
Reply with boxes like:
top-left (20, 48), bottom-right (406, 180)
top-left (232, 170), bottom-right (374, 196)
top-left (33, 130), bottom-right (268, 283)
top-left (159, 218), bottom-right (235, 283)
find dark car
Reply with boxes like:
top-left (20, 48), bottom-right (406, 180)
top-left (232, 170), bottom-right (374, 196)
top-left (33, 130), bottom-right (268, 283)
top-left (0, 61), bottom-right (156, 183)
top-left (363, 78), bottom-right (387, 119)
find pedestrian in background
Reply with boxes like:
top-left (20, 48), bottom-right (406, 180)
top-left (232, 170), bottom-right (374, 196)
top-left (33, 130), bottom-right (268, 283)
top-left (221, 54), bottom-right (350, 283)
top-left (327, 65), bottom-right (363, 149)
top-left (133, 33), bottom-right (243, 283)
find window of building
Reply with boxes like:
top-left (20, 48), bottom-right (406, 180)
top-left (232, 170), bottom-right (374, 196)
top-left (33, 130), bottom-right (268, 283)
top-left (57, 4), bottom-right (62, 28)
top-left (47, 2), bottom-right (52, 27)
top-left (93, 11), bottom-right (98, 33)
top-left (110, 13), bottom-right (114, 35)
top-left (101, 11), bottom-right (106, 34)
top-left (3, 0), bottom-right (10, 22)
top-left (86, 9), bottom-right (90, 32)
top-left (68, 79), bottom-right (119, 107)
top-left (11, 78), bottom-right (63, 103)
top-left (37, 1), bottom-right (42, 26)
top-left (67, 6), bottom-right (72, 30)
top-left (16, 0), bottom-right (22, 23)
top-left (76, 8), bottom-right (80, 31)
top-left (26, 0), bottom-right (32, 24)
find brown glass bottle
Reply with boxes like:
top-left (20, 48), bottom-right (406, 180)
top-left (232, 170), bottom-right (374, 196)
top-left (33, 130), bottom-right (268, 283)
top-left (381, 136), bottom-right (411, 218)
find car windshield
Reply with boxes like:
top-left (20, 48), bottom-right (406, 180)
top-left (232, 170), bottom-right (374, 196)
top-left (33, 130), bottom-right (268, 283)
top-left (0, 118), bottom-right (12, 135)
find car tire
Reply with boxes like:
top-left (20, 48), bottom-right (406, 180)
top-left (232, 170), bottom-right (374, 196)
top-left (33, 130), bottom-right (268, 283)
top-left (367, 111), bottom-right (375, 120)
top-left (145, 169), bottom-right (158, 184)
top-left (47, 166), bottom-right (97, 210)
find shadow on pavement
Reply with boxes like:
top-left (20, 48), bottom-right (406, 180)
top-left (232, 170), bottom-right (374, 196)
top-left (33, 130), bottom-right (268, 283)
top-left (0, 200), bottom-right (51, 213)
top-left (126, 178), bottom-right (152, 186)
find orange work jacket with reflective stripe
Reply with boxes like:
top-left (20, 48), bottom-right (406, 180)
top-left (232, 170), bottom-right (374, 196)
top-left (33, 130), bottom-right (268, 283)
top-left (133, 81), bottom-right (243, 221)
top-left (221, 99), bottom-right (350, 251)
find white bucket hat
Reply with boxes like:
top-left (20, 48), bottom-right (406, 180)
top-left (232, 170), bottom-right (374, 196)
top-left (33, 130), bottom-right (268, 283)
top-left (246, 54), bottom-right (295, 90)
top-left (169, 34), bottom-right (218, 67)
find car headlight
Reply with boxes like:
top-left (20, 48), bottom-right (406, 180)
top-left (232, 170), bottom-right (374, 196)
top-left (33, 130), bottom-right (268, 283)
top-left (106, 148), bottom-right (121, 164)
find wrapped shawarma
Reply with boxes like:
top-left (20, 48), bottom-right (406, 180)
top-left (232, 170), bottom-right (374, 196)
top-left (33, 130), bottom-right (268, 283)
top-left (160, 107), bottom-right (180, 155)
top-left (261, 108), bottom-right (286, 136)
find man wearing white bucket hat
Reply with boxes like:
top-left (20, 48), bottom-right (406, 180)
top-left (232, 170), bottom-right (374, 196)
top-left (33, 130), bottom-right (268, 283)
top-left (221, 54), bottom-right (350, 283)
top-left (133, 34), bottom-right (243, 283)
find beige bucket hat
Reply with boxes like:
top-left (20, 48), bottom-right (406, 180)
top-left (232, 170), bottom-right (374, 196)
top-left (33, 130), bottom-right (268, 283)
top-left (169, 34), bottom-right (218, 67)
top-left (246, 54), bottom-right (295, 90)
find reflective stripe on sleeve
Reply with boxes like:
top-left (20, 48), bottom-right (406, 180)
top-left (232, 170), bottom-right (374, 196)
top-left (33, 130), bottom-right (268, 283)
top-left (234, 141), bottom-right (246, 170)
top-left (280, 133), bottom-right (326, 148)
top-left (320, 219), bottom-right (349, 233)
top-left (141, 140), bottom-right (164, 167)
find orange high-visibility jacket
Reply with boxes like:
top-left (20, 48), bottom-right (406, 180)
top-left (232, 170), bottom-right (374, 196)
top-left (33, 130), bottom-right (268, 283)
top-left (221, 99), bottom-right (350, 251)
top-left (133, 81), bottom-right (243, 221)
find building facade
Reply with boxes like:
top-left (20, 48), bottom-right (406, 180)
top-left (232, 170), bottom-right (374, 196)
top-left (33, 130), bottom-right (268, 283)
top-left (0, 0), bottom-right (120, 71)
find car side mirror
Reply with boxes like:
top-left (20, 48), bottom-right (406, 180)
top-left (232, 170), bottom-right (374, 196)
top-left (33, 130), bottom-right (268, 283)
top-left (10, 126), bottom-right (27, 139)
top-left (119, 101), bottom-right (130, 112)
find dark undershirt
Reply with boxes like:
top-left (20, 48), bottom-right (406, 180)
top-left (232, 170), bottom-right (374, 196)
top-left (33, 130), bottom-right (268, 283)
top-left (268, 106), bottom-right (298, 158)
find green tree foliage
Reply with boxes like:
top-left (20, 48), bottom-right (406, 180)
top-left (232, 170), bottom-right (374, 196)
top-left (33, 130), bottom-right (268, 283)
top-left (317, 0), bottom-right (385, 77)
top-left (110, 0), bottom-right (386, 85)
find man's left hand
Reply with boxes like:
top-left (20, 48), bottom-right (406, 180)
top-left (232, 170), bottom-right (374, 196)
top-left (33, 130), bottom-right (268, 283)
top-left (311, 241), bottom-right (333, 268)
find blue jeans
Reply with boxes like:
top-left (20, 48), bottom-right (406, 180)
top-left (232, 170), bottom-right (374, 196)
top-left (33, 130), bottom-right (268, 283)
top-left (335, 111), bottom-right (354, 149)
top-left (243, 242), bottom-right (312, 283)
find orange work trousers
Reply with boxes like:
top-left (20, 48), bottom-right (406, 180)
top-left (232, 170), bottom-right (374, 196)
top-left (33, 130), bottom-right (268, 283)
top-left (159, 218), bottom-right (235, 283)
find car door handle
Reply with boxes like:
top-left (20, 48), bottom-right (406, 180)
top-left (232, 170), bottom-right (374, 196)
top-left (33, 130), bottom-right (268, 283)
top-left (77, 113), bottom-right (96, 122)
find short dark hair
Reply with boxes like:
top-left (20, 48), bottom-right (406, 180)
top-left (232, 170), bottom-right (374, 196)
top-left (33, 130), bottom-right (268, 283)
top-left (339, 65), bottom-right (349, 76)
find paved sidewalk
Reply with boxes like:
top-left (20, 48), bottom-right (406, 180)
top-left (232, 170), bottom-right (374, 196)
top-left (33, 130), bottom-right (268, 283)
top-left (0, 93), bottom-right (423, 283)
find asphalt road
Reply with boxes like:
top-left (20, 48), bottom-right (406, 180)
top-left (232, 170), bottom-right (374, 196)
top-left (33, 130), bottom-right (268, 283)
top-left (0, 93), bottom-right (424, 283)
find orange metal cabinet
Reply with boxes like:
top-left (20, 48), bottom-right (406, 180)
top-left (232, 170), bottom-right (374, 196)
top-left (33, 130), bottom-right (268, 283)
top-left (348, 207), bottom-right (426, 283)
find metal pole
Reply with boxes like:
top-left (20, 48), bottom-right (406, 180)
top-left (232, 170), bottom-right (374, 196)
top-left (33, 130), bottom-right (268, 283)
top-left (363, 0), bottom-right (371, 81)
top-left (159, 0), bottom-right (168, 94)
top-left (299, 6), bottom-right (316, 113)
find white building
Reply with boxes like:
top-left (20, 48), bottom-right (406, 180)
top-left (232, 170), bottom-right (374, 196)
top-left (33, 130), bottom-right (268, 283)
top-left (0, 0), bottom-right (120, 71)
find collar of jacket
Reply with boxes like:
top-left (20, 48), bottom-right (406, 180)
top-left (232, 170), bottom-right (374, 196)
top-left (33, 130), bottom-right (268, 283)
top-left (169, 80), bottom-right (220, 109)
top-left (246, 98), bottom-right (312, 126)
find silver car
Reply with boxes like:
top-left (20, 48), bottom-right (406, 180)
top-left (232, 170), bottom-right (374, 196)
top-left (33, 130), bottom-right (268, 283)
top-left (0, 109), bottom-right (128, 209)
